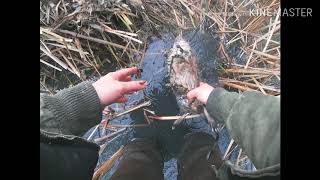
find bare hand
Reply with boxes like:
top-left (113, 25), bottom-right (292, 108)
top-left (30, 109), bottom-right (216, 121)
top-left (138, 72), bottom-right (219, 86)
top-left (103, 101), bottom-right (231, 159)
top-left (187, 82), bottom-right (214, 105)
top-left (93, 67), bottom-right (147, 106)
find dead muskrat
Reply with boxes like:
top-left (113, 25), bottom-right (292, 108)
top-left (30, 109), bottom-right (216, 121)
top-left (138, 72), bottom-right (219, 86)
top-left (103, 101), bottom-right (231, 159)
top-left (166, 35), bottom-right (217, 130)
top-left (167, 35), bottom-right (202, 113)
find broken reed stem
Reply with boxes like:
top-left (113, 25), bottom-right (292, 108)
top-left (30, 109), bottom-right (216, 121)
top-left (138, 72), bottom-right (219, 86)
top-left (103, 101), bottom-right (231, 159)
top-left (224, 68), bottom-right (279, 75)
top-left (40, 81), bottom-right (54, 95)
top-left (251, 77), bottom-right (267, 95)
top-left (92, 146), bottom-right (125, 180)
top-left (249, 49), bottom-right (280, 60)
top-left (40, 59), bottom-right (62, 71)
top-left (95, 128), bottom-right (126, 142)
top-left (220, 78), bottom-right (280, 93)
top-left (40, 45), bottom-right (68, 70)
top-left (221, 81), bottom-right (255, 92)
top-left (109, 101), bottom-right (152, 121)
top-left (99, 144), bottom-right (108, 155)
top-left (148, 114), bottom-right (201, 120)
top-left (223, 139), bottom-right (234, 160)
top-left (236, 148), bottom-right (243, 167)
top-left (143, 110), bottom-right (152, 124)
top-left (87, 124), bottom-right (100, 141)
top-left (55, 29), bottom-right (143, 54)
top-left (108, 124), bottom-right (149, 128)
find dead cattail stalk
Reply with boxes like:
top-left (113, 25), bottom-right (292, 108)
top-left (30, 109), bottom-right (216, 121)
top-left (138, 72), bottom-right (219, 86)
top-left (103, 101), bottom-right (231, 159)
top-left (224, 68), bottom-right (279, 75)
top-left (92, 146), bottom-right (125, 180)
top-left (221, 81), bottom-right (255, 92)
top-left (40, 45), bottom-right (68, 70)
top-left (55, 29), bottom-right (143, 54)
top-left (220, 77), bottom-right (280, 93)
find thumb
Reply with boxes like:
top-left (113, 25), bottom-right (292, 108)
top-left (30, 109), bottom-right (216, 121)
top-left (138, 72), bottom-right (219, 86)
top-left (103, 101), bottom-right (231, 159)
top-left (187, 89), bottom-right (198, 103)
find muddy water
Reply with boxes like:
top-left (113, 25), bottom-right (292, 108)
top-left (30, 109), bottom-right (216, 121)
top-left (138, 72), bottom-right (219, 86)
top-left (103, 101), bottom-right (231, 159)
top-left (83, 30), bottom-right (254, 180)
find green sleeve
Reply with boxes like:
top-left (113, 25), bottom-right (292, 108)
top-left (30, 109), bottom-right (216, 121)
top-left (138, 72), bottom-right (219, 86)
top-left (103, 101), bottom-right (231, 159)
top-left (206, 88), bottom-right (280, 169)
top-left (40, 81), bottom-right (102, 136)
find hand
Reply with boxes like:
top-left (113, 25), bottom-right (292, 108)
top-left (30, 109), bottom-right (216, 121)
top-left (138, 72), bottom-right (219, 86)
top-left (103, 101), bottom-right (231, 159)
top-left (187, 82), bottom-right (214, 105)
top-left (93, 67), bottom-right (147, 106)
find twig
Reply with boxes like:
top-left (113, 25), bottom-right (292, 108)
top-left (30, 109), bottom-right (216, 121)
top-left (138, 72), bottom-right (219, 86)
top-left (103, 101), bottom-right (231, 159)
top-left (172, 113), bottom-right (190, 130)
top-left (40, 59), bottom-right (62, 71)
top-left (236, 148), bottom-right (243, 167)
top-left (109, 101), bottom-right (152, 121)
top-left (178, 0), bottom-right (194, 15)
top-left (95, 128), bottom-right (126, 142)
top-left (263, 8), bottom-right (280, 52)
top-left (62, 39), bottom-right (81, 78)
top-left (251, 77), bottom-right (267, 95)
top-left (40, 81), bottom-right (54, 95)
top-left (223, 139), bottom-right (234, 160)
top-left (221, 81), bottom-right (255, 92)
top-left (87, 124), bottom-right (100, 141)
top-left (40, 45), bottom-right (68, 70)
top-left (148, 114), bottom-right (201, 120)
top-left (224, 68), bottom-right (279, 75)
top-left (108, 124), bottom-right (149, 128)
top-left (220, 78), bottom-right (280, 93)
top-left (143, 110), bottom-right (152, 124)
top-left (55, 29), bottom-right (143, 54)
top-left (99, 144), bottom-right (107, 156)
top-left (92, 146), bottom-right (125, 180)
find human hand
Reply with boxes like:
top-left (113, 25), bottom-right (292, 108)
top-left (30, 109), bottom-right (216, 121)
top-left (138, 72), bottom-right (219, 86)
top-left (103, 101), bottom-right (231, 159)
top-left (93, 67), bottom-right (147, 106)
top-left (187, 82), bottom-right (214, 105)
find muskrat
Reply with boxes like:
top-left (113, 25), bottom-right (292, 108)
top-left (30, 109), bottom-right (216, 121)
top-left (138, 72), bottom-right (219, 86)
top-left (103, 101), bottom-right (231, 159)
top-left (167, 35), bottom-right (202, 114)
top-left (167, 35), bottom-right (217, 130)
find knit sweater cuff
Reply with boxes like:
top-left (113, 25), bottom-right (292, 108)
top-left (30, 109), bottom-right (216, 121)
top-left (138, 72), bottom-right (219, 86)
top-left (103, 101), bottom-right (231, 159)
top-left (42, 81), bottom-right (102, 135)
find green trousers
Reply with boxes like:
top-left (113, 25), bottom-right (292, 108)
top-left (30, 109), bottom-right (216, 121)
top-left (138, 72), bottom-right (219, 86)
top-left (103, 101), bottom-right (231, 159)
top-left (110, 132), bottom-right (223, 180)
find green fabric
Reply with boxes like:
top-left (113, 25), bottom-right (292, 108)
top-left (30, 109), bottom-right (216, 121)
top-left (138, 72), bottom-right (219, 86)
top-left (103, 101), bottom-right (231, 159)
top-left (217, 161), bottom-right (280, 180)
top-left (206, 88), bottom-right (280, 178)
top-left (40, 81), bottom-right (102, 180)
top-left (110, 139), bottom-right (164, 180)
top-left (177, 132), bottom-right (223, 180)
top-left (40, 81), bottom-right (102, 136)
top-left (40, 130), bottom-right (99, 180)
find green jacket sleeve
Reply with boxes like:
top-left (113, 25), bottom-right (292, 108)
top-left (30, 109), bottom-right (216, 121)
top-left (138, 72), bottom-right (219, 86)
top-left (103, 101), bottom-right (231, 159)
top-left (40, 81), bottom-right (102, 136)
top-left (206, 88), bottom-right (280, 169)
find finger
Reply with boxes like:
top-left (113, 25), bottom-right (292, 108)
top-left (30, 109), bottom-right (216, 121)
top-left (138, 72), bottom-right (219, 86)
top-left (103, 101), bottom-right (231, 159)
top-left (121, 80), bottom-right (147, 93)
top-left (112, 67), bottom-right (138, 80)
top-left (120, 75), bottom-right (131, 82)
top-left (115, 96), bottom-right (128, 103)
top-left (199, 82), bottom-right (206, 86)
top-left (187, 89), bottom-right (197, 103)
